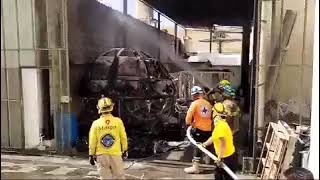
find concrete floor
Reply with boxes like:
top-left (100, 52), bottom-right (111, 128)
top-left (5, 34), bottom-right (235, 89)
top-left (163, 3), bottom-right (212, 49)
top-left (1, 153), bottom-right (256, 179)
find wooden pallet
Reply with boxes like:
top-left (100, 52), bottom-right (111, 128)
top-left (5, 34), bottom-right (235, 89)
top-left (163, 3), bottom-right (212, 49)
top-left (256, 121), bottom-right (291, 179)
top-left (279, 124), bottom-right (299, 177)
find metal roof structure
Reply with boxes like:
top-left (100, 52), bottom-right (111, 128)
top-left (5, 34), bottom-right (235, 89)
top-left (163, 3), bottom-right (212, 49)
top-left (188, 53), bottom-right (241, 66)
top-left (142, 0), bottom-right (254, 27)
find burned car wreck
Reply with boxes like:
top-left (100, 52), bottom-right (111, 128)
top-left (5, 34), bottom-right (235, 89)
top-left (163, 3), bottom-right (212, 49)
top-left (78, 48), bottom-right (186, 157)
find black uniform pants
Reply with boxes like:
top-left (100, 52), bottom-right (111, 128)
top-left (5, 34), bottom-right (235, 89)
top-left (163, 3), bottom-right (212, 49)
top-left (191, 128), bottom-right (212, 161)
top-left (214, 153), bottom-right (237, 180)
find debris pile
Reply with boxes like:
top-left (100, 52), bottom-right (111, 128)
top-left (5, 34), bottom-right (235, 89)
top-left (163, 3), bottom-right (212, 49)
top-left (77, 48), bottom-right (185, 157)
top-left (265, 98), bottom-right (311, 126)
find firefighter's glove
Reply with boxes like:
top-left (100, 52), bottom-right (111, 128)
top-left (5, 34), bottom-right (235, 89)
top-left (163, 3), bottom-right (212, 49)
top-left (89, 155), bottom-right (95, 166)
top-left (214, 158), bottom-right (223, 168)
top-left (122, 151), bottom-right (128, 160)
top-left (201, 143), bottom-right (207, 148)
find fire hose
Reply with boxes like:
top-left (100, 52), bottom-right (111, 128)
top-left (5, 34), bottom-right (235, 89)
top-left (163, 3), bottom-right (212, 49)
top-left (186, 126), bottom-right (239, 180)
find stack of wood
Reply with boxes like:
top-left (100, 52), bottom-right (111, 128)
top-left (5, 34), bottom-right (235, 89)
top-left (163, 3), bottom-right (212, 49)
top-left (256, 121), bottom-right (298, 179)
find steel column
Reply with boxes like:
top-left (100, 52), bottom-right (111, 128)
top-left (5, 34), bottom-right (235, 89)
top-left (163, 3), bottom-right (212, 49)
top-left (209, 29), bottom-right (213, 53)
top-left (174, 23), bottom-right (178, 54)
top-left (123, 0), bottom-right (128, 15)
top-left (252, 0), bottom-right (262, 162)
top-left (218, 41), bottom-right (222, 53)
top-left (123, 0), bottom-right (128, 47)
top-left (157, 12), bottom-right (160, 60)
top-left (1, 0), bottom-right (11, 148)
top-left (241, 23), bottom-right (251, 113)
top-left (14, 0), bottom-right (25, 149)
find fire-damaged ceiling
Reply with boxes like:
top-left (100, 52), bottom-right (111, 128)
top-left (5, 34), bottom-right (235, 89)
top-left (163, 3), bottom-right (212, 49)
top-left (143, 0), bottom-right (254, 27)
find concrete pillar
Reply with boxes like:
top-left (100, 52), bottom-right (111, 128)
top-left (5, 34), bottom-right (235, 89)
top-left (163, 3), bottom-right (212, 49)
top-left (256, 0), bottom-right (273, 143)
top-left (308, 0), bottom-right (319, 177)
top-left (45, 0), bottom-right (63, 152)
top-left (46, 0), bottom-right (71, 152)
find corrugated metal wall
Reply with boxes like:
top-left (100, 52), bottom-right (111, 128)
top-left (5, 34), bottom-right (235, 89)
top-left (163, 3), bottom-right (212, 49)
top-left (1, 0), bottom-right (70, 151)
top-left (1, 0), bottom-right (31, 149)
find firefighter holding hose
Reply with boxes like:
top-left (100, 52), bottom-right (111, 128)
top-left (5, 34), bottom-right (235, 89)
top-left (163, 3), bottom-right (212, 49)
top-left (202, 102), bottom-right (237, 180)
top-left (89, 97), bottom-right (128, 179)
top-left (184, 86), bottom-right (213, 174)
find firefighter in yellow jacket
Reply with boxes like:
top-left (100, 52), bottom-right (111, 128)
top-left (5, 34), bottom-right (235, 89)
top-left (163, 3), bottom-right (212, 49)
top-left (89, 97), bottom-right (128, 179)
top-left (215, 79), bottom-right (241, 135)
top-left (203, 103), bottom-right (237, 180)
top-left (220, 82), bottom-right (241, 135)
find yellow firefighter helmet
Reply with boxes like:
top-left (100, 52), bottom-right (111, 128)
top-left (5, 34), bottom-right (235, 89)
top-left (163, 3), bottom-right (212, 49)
top-left (218, 79), bottom-right (231, 88)
top-left (97, 97), bottom-right (114, 114)
top-left (212, 102), bottom-right (227, 117)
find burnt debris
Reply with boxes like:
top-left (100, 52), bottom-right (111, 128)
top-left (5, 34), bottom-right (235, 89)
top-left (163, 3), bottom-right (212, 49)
top-left (78, 48), bottom-right (185, 157)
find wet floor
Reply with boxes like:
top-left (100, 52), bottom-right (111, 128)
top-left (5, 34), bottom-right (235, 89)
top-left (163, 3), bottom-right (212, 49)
top-left (1, 153), bottom-right (256, 179)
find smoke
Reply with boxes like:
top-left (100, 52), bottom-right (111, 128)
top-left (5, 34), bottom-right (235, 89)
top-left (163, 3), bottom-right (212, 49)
top-left (71, 0), bottom-right (223, 89)
top-left (82, 1), bottom-right (213, 88)
top-left (110, 12), bottom-right (212, 88)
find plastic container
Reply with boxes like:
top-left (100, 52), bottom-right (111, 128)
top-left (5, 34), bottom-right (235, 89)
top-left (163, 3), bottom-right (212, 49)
top-left (62, 112), bottom-right (78, 148)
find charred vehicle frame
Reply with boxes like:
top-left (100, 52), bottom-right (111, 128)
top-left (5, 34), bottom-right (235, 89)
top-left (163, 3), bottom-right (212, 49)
top-left (78, 48), bottom-right (185, 157)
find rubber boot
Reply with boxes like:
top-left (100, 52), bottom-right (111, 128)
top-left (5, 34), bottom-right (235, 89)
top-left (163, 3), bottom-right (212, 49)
top-left (184, 160), bottom-right (201, 174)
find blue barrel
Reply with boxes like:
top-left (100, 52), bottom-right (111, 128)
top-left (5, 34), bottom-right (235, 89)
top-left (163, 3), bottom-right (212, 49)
top-left (62, 112), bottom-right (78, 148)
